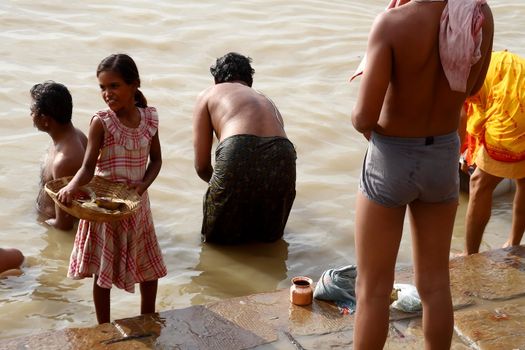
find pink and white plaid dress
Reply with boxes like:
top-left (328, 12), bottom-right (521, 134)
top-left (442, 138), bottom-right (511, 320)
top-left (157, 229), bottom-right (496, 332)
top-left (68, 107), bottom-right (167, 293)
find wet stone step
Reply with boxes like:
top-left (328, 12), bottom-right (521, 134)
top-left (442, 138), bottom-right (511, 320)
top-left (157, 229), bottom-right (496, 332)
top-left (1, 246), bottom-right (525, 349)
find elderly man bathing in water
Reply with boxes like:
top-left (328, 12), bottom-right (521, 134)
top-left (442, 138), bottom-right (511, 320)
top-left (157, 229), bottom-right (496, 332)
top-left (351, 0), bottom-right (493, 349)
top-left (192, 52), bottom-right (296, 244)
top-left (31, 81), bottom-right (87, 231)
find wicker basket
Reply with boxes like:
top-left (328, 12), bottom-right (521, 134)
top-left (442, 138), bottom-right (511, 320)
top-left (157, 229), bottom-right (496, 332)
top-left (45, 176), bottom-right (141, 222)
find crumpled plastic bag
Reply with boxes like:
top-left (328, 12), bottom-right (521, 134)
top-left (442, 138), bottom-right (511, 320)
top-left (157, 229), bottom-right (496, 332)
top-left (314, 265), bottom-right (357, 314)
top-left (390, 283), bottom-right (422, 313)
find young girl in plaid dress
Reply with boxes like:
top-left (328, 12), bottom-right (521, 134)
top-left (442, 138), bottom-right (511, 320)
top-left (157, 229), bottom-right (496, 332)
top-left (58, 54), bottom-right (166, 324)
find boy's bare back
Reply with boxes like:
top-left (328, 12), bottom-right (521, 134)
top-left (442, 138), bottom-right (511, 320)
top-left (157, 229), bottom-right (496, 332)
top-left (353, 1), bottom-right (493, 137)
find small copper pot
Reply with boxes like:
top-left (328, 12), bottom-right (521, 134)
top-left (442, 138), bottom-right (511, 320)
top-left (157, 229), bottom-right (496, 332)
top-left (290, 276), bottom-right (313, 306)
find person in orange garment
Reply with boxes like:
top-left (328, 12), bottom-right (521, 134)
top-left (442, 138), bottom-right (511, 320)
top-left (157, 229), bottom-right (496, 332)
top-left (461, 50), bottom-right (525, 254)
top-left (350, 0), bottom-right (493, 349)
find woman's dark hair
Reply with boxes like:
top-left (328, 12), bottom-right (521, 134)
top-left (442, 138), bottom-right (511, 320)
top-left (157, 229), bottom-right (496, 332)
top-left (210, 52), bottom-right (255, 87)
top-left (96, 53), bottom-right (147, 108)
top-left (30, 81), bottom-right (73, 124)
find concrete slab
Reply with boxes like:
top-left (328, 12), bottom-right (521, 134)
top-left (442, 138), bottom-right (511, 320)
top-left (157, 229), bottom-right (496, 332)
top-left (2, 247), bottom-right (525, 349)
top-left (455, 300), bottom-right (525, 349)
top-left (450, 253), bottom-right (525, 301)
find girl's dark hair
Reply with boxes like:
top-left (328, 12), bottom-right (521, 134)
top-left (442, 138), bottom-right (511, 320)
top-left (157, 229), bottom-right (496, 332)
top-left (30, 81), bottom-right (73, 124)
top-left (210, 52), bottom-right (255, 87)
top-left (96, 54), bottom-right (147, 108)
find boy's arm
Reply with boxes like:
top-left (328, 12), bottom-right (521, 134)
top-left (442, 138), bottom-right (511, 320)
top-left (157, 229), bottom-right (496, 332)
top-left (351, 12), bottom-right (392, 136)
top-left (47, 153), bottom-right (84, 231)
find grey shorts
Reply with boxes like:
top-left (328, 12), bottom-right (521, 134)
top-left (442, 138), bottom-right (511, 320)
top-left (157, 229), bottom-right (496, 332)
top-left (359, 131), bottom-right (460, 208)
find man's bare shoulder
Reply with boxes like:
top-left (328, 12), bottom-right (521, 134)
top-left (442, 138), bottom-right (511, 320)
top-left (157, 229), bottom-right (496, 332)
top-left (205, 82), bottom-right (247, 95)
top-left (370, 10), bottom-right (393, 35)
top-left (202, 83), bottom-right (252, 107)
top-left (368, 7), bottom-right (409, 46)
top-left (193, 86), bottom-right (213, 117)
top-left (374, 5), bottom-right (415, 27)
top-left (201, 84), bottom-right (239, 101)
top-left (373, 3), bottom-right (441, 37)
top-left (197, 85), bottom-right (214, 98)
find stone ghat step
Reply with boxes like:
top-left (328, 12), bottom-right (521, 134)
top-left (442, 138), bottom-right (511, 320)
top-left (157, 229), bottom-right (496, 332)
top-left (1, 246), bottom-right (525, 350)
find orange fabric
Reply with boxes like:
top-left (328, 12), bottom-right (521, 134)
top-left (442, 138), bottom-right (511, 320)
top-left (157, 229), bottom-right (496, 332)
top-left (464, 51), bottom-right (525, 167)
top-left (476, 146), bottom-right (525, 179)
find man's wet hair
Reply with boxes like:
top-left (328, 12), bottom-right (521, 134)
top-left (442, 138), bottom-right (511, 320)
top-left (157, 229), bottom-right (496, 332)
top-left (30, 81), bottom-right (73, 125)
top-left (210, 52), bottom-right (255, 87)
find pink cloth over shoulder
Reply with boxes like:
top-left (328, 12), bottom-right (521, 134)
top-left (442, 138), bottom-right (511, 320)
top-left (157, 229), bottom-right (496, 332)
top-left (350, 0), bottom-right (487, 93)
top-left (440, 0), bottom-right (486, 92)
